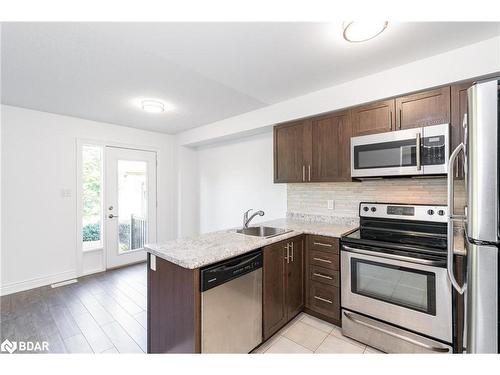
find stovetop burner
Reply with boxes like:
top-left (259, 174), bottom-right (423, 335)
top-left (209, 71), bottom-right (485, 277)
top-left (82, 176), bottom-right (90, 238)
top-left (341, 202), bottom-right (448, 262)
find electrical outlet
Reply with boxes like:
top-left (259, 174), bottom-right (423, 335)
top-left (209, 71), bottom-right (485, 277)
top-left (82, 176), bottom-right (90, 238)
top-left (327, 200), bottom-right (334, 210)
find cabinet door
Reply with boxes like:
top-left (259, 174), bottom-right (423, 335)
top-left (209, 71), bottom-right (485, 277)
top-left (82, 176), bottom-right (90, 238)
top-left (351, 99), bottom-right (395, 136)
top-left (286, 237), bottom-right (304, 319)
top-left (310, 111), bottom-right (350, 182)
top-left (451, 82), bottom-right (472, 179)
top-left (396, 87), bottom-right (451, 130)
top-left (337, 112), bottom-right (353, 181)
top-left (263, 241), bottom-right (288, 340)
top-left (274, 121), bottom-right (308, 183)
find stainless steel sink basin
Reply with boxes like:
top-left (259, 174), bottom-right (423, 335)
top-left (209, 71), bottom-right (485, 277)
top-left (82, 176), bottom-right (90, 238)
top-left (235, 226), bottom-right (292, 238)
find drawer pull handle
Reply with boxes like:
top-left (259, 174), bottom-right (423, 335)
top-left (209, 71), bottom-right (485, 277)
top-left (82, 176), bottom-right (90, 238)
top-left (314, 296), bottom-right (333, 304)
top-left (313, 242), bottom-right (332, 247)
top-left (313, 272), bottom-right (333, 280)
top-left (313, 257), bottom-right (332, 263)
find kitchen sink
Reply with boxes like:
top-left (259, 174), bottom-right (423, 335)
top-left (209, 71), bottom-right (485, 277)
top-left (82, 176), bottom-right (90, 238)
top-left (235, 226), bottom-right (292, 238)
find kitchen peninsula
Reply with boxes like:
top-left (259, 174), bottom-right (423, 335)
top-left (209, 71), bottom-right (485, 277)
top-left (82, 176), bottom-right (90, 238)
top-left (145, 218), bottom-right (357, 353)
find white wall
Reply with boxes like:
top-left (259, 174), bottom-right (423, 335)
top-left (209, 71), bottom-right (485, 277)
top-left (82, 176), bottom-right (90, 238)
top-left (175, 144), bottom-right (200, 237)
top-left (178, 35), bottom-right (500, 147)
top-left (1, 105), bottom-right (176, 295)
top-left (198, 131), bottom-right (286, 233)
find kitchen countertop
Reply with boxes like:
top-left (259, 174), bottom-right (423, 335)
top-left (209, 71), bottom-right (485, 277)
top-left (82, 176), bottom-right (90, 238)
top-left (144, 218), bottom-right (358, 269)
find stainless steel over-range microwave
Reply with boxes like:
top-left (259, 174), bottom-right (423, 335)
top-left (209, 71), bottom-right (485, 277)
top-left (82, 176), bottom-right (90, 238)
top-left (351, 123), bottom-right (450, 178)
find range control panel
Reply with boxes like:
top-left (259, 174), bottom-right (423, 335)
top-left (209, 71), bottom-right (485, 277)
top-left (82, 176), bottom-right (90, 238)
top-left (359, 202), bottom-right (448, 223)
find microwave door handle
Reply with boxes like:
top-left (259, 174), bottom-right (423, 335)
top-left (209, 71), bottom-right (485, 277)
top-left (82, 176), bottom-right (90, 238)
top-left (416, 132), bottom-right (421, 171)
top-left (447, 142), bottom-right (466, 295)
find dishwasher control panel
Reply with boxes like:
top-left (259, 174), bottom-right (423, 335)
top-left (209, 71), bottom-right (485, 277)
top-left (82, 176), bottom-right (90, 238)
top-left (200, 250), bottom-right (263, 292)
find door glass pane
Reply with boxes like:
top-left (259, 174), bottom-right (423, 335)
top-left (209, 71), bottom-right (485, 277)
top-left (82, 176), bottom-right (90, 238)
top-left (82, 145), bottom-right (103, 251)
top-left (354, 139), bottom-right (417, 169)
top-left (351, 259), bottom-right (436, 315)
top-left (117, 160), bottom-right (148, 252)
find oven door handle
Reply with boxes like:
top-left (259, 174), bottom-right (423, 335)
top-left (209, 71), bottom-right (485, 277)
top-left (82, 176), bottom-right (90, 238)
top-left (341, 245), bottom-right (445, 267)
top-left (343, 311), bottom-right (450, 353)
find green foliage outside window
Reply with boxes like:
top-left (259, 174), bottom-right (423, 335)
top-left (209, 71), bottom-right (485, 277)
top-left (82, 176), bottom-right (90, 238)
top-left (82, 145), bottom-right (102, 242)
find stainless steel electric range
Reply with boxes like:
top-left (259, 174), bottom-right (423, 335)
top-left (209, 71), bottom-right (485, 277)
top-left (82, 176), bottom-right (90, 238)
top-left (340, 202), bottom-right (453, 353)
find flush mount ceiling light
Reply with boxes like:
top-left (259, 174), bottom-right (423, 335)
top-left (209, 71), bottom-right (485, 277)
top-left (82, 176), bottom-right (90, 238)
top-left (141, 99), bottom-right (165, 113)
top-left (342, 21), bottom-right (388, 43)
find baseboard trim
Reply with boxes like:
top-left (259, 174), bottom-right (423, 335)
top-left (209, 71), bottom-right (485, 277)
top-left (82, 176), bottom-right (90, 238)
top-left (0, 269), bottom-right (77, 296)
top-left (80, 267), bottom-right (106, 277)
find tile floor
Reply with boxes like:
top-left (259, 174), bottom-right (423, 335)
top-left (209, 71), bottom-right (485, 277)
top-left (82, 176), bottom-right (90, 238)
top-left (253, 313), bottom-right (383, 354)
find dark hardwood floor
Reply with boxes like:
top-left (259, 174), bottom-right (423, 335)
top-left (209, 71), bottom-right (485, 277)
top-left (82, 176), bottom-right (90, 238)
top-left (0, 262), bottom-right (147, 353)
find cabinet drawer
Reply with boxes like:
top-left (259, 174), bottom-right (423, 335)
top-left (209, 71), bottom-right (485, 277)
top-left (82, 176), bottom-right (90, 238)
top-left (309, 249), bottom-right (339, 270)
top-left (310, 265), bottom-right (339, 287)
top-left (308, 235), bottom-right (339, 254)
top-left (308, 282), bottom-right (340, 319)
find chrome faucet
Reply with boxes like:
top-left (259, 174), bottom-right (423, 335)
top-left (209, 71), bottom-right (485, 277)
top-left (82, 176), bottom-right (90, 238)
top-left (243, 209), bottom-right (265, 229)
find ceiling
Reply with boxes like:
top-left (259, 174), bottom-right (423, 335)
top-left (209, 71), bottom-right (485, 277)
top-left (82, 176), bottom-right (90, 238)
top-left (2, 22), bottom-right (499, 134)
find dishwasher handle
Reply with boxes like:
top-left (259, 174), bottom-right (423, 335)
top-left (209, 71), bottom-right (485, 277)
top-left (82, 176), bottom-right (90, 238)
top-left (200, 250), bottom-right (263, 292)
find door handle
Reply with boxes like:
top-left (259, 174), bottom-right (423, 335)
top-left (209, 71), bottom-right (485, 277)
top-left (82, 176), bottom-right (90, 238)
top-left (302, 165), bottom-right (306, 182)
top-left (447, 142), bottom-right (466, 295)
top-left (285, 243), bottom-right (290, 264)
top-left (308, 165), bottom-right (311, 182)
top-left (290, 242), bottom-right (294, 262)
top-left (416, 132), bottom-right (421, 171)
top-left (108, 214), bottom-right (119, 219)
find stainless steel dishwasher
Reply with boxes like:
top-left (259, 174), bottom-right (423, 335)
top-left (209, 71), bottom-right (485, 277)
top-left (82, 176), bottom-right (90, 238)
top-left (200, 250), bottom-right (263, 353)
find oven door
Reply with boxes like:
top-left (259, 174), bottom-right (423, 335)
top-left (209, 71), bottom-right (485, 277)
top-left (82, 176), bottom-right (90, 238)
top-left (350, 123), bottom-right (449, 177)
top-left (341, 245), bottom-right (452, 343)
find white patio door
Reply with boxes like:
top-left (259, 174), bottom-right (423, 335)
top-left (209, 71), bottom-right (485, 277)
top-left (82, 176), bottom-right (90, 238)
top-left (105, 147), bottom-right (157, 269)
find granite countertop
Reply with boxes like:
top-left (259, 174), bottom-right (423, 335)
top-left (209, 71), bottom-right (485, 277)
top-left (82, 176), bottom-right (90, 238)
top-left (145, 218), bottom-right (358, 269)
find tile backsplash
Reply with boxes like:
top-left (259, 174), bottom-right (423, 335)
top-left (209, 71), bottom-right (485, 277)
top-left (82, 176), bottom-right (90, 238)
top-left (287, 178), bottom-right (466, 220)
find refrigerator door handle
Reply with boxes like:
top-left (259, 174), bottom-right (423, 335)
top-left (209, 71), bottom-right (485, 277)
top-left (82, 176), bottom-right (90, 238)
top-left (447, 142), bottom-right (467, 295)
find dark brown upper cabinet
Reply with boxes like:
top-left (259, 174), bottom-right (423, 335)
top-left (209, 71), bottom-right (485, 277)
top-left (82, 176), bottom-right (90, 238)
top-left (273, 82), bottom-right (472, 184)
top-left (263, 236), bottom-right (304, 340)
top-left (274, 111), bottom-right (351, 183)
top-left (351, 99), bottom-right (395, 136)
top-left (395, 86), bottom-right (451, 130)
top-left (310, 111), bottom-right (351, 182)
top-left (451, 81), bottom-right (473, 179)
top-left (273, 120), bottom-right (311, 183)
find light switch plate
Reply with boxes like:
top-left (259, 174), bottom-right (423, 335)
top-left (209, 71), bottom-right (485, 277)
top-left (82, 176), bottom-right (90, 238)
top-left (327, 200), bottom-right (334, 210)
top-left (150, 254), bottom-right (156, 271)
top-left (60, 188), bottom-right (72, 198)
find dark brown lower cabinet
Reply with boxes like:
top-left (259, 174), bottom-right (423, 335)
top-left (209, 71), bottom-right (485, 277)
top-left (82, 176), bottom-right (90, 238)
top-left (147, 253), bottom-right (201, 353)
top-left (304, 235), bottom-right (341, 326)
top-left (263, 236), bottom-right (304, 340)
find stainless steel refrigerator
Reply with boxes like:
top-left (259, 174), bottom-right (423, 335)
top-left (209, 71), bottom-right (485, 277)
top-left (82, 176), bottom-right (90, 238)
top-left (448, 77), bottom-right (499, 353)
